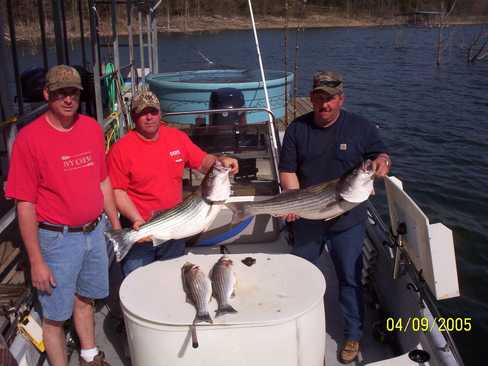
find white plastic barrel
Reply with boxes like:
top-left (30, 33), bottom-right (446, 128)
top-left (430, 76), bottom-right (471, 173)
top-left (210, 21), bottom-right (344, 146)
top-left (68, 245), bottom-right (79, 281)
top-left (120, 253), bottom-right (326, 366)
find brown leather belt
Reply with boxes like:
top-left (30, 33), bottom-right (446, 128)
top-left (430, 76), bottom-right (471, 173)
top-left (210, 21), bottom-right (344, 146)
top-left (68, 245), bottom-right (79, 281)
top-left (38, 216), bottom-right (102, 233)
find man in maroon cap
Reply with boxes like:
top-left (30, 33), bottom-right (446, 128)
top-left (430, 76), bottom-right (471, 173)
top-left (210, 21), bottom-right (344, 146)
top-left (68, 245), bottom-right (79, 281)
top-left (6, 65), bottom-right (120, 366)
top-left (279, 71), bottom-right (391, 364)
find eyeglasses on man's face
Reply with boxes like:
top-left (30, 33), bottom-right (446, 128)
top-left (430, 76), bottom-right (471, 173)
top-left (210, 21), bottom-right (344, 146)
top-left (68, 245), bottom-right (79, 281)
top-left (316, 79), bottom-right (342, 88)
top-left (50, 88), bottom-right (81, 101)
top-left (311, 92), bottom-right (339, 104)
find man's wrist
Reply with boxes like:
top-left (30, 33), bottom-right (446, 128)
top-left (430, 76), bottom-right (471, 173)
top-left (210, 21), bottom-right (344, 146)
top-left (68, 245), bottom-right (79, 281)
top-left (377, 154), bottom-right (391, 166)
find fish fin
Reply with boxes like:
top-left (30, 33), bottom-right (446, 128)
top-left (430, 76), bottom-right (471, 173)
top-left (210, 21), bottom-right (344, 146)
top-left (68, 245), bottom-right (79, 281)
top-left (104, 229), bottom-right (133, 262)
top-left (148, 209), bottom-right (167, 221)
top-left (216, 304), bottom-right (238, 317)
top-left (194, 312), bottom-right (213, 324)
top-left (323, 213), bottom-right (342, 221)
top-left (151, 237), bottom-right (167, 247)
top-left (226, 202), bottom-right (251, 224)
top-left (304, 179), bottom-right (339, 194)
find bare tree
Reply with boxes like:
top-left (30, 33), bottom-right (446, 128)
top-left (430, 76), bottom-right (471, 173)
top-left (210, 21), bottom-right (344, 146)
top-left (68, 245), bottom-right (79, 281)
top-left (467, 27), bottom-right (488, 63)
top-left (436, 0), bottom-right (457, 66)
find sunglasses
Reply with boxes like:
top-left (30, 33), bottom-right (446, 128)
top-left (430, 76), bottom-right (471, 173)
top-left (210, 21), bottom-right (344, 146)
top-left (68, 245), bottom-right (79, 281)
top-left (50, 88), bottom-right (81, 100)
top-left (311, 93), bottom-right (338, 103)
top-left (315, 79), bottom-right (342, 88)
top-left (136, 107), bottom-right (160, 116)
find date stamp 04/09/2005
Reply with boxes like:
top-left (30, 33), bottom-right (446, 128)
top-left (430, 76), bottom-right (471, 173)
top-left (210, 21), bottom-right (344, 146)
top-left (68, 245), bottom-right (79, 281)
top-left (386, 317), bottom-right (472, 333)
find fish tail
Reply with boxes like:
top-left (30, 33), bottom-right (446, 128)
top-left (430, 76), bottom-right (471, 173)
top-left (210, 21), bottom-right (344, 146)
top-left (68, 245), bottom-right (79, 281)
top-left (216, 304), bottom-right (238, 317)
top-left (194, 311), bottom-right (213, 324)
top-left (104, 229), bottom-right (134, 262)
top-left (226, 202), bottom-right (251, 224)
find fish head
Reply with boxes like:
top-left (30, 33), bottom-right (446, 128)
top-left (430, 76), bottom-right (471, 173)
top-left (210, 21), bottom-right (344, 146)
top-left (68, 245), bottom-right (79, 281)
top-left (201, 160), bottom-right (232, 202)
top-left (182, 261), bottom-right (198, 275)
top-left (339, 160), bottom-right (375, 203)
top-left (217, 255), bottom-right (233, 268)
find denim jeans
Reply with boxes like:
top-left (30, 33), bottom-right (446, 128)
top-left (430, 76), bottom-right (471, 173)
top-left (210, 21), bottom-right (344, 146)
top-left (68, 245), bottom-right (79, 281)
top-left (37, 216), bottom-right (109, 321)
top-left (291, 219), bottom-right (365, 341)
top-left (121, 239), bottom-right (186, 278)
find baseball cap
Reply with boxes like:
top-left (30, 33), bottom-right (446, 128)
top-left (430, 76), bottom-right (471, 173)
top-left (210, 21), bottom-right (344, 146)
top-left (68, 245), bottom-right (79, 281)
top-left (45, 65), bottom-right (83, 92)
top-left (131, 90), bottom-right (161, 114)
top-left (312, 71), bottom-right (343, 95)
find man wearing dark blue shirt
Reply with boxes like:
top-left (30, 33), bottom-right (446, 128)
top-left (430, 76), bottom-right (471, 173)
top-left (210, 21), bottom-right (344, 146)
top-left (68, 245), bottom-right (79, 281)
top-left (279, 71), bottom-right (391, 364)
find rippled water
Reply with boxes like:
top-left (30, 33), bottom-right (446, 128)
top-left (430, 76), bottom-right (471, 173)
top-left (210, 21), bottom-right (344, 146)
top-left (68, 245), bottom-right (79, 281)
top-left (12, 24), bottom-right (488, 365)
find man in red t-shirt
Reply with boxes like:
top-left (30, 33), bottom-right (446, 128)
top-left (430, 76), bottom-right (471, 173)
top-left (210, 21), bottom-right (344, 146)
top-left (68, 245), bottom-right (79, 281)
top-left (5, 65), bottom-right (120, 366)
top-left (107, 90), bottom-right (238, 277)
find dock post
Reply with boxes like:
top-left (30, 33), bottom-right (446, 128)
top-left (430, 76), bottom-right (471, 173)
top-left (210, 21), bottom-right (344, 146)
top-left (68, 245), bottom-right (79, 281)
top-left (51, 0), bottom-right (67, 65)
top-left (89, 0), bottom-right (104, 124)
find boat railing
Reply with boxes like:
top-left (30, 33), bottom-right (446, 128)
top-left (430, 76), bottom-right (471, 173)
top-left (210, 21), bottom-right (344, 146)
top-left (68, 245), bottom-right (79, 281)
top-left (367, 201), bottom-right (465, 366)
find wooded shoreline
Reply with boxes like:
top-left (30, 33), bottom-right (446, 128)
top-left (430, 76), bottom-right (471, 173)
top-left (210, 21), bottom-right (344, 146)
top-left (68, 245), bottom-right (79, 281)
top-left (8, 14), bottom-right (488, 45)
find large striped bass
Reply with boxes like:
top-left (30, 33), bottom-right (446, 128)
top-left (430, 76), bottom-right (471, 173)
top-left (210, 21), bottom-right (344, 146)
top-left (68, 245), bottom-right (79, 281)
top-left (181, 262), bottom-right (213, 324)
top-left (106, 161), bottom-right (231, 262)
top-left (210, 256), bottom-right (237, 317)
top-left (226, 160), bottom-right (375, 223)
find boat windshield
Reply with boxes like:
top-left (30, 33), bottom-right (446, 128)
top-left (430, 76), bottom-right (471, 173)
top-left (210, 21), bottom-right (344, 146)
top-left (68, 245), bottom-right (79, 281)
top-left (162, 108), bottom-right (280, 197)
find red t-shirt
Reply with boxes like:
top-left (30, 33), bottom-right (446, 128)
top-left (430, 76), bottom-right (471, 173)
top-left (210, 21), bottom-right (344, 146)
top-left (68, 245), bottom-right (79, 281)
top-left (107, 126), bottom-right (206, 221)
top-left (5, 114), bottom-right (107, 226)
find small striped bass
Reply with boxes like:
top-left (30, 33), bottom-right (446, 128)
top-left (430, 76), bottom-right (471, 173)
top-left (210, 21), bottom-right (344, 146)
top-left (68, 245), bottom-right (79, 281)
top-left (106, 161), bottom-right (231, 262)
top-left (226, 160), bottom-right (375, 223)
top-left (210, 256), bottom-right (237, 317)
top-left (181, 262), bottom-right (213, 324)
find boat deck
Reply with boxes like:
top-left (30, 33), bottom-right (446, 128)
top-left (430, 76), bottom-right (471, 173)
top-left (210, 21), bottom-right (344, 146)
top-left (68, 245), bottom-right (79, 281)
top-left (67, 235), bottom-right (395, 366)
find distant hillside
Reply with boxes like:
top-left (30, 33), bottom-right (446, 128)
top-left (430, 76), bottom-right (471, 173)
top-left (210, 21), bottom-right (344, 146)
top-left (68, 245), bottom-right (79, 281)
top-left (2, 0), bottom-right (488, 43)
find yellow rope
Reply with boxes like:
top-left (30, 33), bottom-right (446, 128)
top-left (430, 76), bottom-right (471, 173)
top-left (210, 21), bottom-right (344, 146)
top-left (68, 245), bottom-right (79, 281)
top-left (0, 116), bottom-right (18, 128)
top-left (104, 111), bottom-right (121, 153)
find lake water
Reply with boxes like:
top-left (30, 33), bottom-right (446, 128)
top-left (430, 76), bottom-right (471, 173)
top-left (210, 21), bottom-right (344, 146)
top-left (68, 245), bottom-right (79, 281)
top-left (9, 24), bottom-right (488, 365)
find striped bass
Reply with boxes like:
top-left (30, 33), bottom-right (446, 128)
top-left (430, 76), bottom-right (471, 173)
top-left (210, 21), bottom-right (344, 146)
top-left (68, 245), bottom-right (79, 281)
top-left (106, 161), bottom-right (231, 262)
top-left (181, 262), bottom-right (213, 324)
top-left (226, 160), bottom-right (375, 223)
top-left (210, 256), bottom-right (237, 317)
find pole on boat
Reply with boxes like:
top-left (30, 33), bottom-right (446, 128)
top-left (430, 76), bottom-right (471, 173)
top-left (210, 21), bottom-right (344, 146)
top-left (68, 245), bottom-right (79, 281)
top-left (51, 0), bottom-right (67, 65)
top-left (111, 0), bottom-right (120, 73)
top-left (247, 0), bottom-right (281, 186)
top-left (6, 0), bottom-right (23, 116)
top-left (59, 0), bottom-right (70, 65)
top-left (37, 0), bottom-right (49, 71)
top-left (78, 0), bottom-right (87, 70)
top-left (150, 1), bottom-right (162, 74)
top-left (138, 10), bottom-right (145, 84)
top-left (127, 0), bottom-right (136, 96)
top-left (89, 0), bottom-right (104, 124)
top-left (146, 13), bottom-right (153, 73)
top-left (0, 7), bottom-right (16, 170)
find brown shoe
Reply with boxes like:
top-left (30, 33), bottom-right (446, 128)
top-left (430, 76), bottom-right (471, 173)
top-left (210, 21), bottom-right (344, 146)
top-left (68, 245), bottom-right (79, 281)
top-left (79, 351), bottom-right (110, 366)
top-left (339, 340), bottom-right (359, 364)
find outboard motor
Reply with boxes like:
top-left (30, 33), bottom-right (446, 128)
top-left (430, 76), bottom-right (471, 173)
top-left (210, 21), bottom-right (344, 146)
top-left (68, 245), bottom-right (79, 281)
top-left (207, 88), bottom-right (258, 181)
top-left (209, 88), bottom-right (245, 126)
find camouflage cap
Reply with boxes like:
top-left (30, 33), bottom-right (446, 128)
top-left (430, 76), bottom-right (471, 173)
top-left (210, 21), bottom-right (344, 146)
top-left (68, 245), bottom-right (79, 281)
top-left (131, 90), bottom-right (160, 114)
top-left (312, 71), bottom-right (343, 95)
top-left (45, 65), bottom-right (83, 92)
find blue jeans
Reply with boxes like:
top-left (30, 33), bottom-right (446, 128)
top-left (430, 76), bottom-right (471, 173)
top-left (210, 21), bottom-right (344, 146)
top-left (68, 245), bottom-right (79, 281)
top-left (291, 220), bottom-right (365, 341)
top-left (121, 239), bottom-right (186, 278)
top-left (37, 217), bottom-right (109, 321)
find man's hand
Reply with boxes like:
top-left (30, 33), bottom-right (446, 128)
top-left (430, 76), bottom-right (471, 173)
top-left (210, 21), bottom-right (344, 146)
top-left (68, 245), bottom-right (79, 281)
top-left (31, 261), bottom-right (56, 294)
top-left (372, 154), bottom-right (391, 177)
top-left (218, 156), bottom-right (239, 175)
top-left (132, 219), bottom-right (152, 243)
top-left (280, 213), bottom-right (300, 222)
top-left (132, 219), bottom-right (145, 230)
